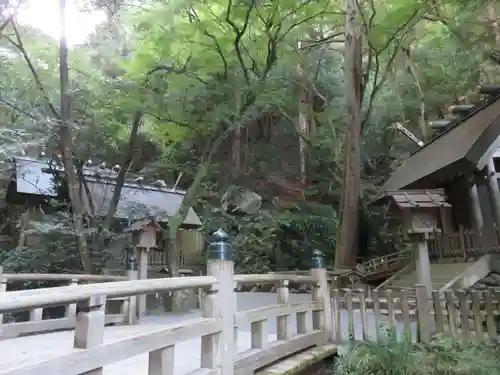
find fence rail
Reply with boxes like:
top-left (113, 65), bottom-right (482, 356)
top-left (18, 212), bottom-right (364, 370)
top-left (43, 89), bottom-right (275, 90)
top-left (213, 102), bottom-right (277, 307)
top-left (332, 286), bottom-right (500, 345)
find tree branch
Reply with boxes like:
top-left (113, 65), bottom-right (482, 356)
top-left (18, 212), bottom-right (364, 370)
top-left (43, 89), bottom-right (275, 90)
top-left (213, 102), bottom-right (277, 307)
top-left (8, 19), bottom-right (60, 119)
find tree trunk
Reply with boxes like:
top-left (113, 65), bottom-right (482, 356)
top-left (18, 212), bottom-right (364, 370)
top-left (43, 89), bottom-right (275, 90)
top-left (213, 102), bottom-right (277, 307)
top-left (58, 0), bottom-right (92, 273)
top-left (231, 123), bottom-right (241, 177)
top-left (297, 56), bottom-right (310, 186)
top-left (335, 0), bottom-right (363, 269)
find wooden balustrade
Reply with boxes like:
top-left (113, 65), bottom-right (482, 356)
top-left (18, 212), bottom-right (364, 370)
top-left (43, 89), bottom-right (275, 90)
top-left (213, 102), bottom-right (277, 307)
top-left (0, 266), bottom-right (136, 339)
top-left (0, 231), bottom-right (333, 375)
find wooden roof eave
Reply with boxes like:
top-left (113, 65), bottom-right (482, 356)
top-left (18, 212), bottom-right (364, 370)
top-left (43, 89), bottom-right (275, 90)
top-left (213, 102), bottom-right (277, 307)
top-left (466, 115), bottom-right (500, 170)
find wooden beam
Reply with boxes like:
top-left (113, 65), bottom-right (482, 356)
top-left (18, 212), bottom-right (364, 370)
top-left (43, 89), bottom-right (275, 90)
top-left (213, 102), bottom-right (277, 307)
top-left (448, 104), bottom-right (475, 115)
top-left (479, 84), bottom-right (500, 95)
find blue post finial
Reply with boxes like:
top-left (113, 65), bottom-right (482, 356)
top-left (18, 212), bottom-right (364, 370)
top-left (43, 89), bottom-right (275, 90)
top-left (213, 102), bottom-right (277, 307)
top-left (208, 229), bottom-right (233, 261)
top-left (311, 249), bottom-right (324, 269)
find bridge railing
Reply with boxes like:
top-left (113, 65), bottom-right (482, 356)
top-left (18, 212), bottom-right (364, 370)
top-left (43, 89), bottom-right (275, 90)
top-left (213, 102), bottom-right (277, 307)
top-left (0, 269), bottom-right (135, 339)
top-left (0, 231), bottom-right (333, 375)
top-left (358, 249), bottom-right (414, 276)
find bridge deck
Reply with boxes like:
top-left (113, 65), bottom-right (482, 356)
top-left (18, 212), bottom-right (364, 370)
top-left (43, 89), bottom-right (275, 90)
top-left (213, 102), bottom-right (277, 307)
top-left (0, 293), bottom-right (308, 375)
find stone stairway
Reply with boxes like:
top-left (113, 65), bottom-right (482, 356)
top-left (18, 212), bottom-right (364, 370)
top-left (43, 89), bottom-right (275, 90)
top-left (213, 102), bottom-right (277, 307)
top-left (389, 262), bottom-right (471, 290)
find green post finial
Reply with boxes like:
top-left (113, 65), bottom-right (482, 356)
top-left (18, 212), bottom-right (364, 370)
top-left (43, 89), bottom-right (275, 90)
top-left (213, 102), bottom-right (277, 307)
top-left (208, 229), bottom-right (233, 261)
top-left (311, 249), bottom-right (324, 269)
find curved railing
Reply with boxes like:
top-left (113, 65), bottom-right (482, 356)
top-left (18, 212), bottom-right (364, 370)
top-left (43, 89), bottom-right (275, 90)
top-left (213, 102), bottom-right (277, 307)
top-left (0, 265), bottom-right (332, 375)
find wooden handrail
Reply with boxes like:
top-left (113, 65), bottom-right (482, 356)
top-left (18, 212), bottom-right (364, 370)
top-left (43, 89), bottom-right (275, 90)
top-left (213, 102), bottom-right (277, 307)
top-left (0, 276), bottom-right (217, 313)
top-left (2, 273), bottom-right (127, 282)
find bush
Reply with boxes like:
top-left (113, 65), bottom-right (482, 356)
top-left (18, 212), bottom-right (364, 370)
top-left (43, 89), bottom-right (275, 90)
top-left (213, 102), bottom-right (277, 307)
top-left (335, 335), bottom-right (500, 375)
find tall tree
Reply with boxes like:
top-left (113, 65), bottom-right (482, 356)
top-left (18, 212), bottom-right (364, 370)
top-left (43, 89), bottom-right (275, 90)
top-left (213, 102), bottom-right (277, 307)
top-left (335, 0), bottom-right (363, 268)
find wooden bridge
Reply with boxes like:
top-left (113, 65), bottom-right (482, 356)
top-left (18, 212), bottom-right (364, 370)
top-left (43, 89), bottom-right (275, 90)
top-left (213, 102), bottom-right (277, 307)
top-left (0, 231), bottom-right (499, 375)
top-left (0, 232), bottom-right (337, 375)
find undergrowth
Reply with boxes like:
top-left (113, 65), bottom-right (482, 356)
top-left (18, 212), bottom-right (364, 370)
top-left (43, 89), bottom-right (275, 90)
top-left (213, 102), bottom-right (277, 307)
top-left (335, 334), bottom-right (500, 375)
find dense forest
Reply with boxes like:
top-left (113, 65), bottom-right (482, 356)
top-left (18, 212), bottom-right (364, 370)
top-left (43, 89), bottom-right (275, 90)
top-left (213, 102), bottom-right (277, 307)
top-left (0, 0), bottom-right (499, 275)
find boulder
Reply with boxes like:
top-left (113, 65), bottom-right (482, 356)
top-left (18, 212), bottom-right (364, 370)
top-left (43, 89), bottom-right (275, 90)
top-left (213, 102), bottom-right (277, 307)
top-left (221, 185), bottom-right (262, 215)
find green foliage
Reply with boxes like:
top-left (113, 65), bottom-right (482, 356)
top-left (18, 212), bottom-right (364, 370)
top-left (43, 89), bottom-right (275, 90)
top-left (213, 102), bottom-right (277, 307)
top-left (336, 335), bottom-right (500, 375)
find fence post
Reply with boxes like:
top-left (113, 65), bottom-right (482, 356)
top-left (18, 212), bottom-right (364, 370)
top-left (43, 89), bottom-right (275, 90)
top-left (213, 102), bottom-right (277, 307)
top-left (74, 295), bottom-right (106, 375)
top-left (415, 284), bottom-right (432, 344)
top-left (310, 250), bottom-right (334, 342)
top-left (201, 229), bottom-right (235, 375)
top-left (126, 255), bottom-right (139, 324)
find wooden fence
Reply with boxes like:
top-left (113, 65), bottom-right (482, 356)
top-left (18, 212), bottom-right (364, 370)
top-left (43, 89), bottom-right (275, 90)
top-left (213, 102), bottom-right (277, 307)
top-left (0, 258), bottom-right (333, 375)
top-left (332, 285), bottom-right (500, 345)
top-left (428, 227), bottom-right (500, 260)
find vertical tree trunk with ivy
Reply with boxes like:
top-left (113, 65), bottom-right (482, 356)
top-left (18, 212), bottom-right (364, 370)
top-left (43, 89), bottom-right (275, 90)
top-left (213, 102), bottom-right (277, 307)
top-left (58, 0), bottom-right (92, 273)
top-left (335, 0), bottom-right (363, 269)
top-left (297, 46), bottom-right (310, 186)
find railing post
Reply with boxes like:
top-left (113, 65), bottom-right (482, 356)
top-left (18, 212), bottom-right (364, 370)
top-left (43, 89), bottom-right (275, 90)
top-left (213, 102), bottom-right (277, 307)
top-left (310, 250), bottom-right (334, 342)
top-left (125, 255), bottom-right (138, 324)
top-left (65, 279), bottom-right (78, 318)
top-left (74, 295), bottom-right (106, 375)
top-left (201, 229), bottom-right (235, 375)
top-left (276, 279), bottom-right (291, 340)
top-left (135, 246), bottom-right (148, 318)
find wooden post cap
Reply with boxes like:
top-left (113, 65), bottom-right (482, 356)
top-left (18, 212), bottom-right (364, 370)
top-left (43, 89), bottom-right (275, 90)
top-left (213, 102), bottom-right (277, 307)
top-left (208, 229), bottom-right (233, 261)
top-left (311, 249), bottom-right (324, 269)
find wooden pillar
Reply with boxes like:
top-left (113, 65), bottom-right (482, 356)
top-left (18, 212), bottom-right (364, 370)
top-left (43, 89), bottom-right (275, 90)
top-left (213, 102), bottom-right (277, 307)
top-left (125, 255), bottom-right (139, 324)
top-left (310, 250), bottom-right (334, 342)
top-left (133, 224), bottom-right (157, 317)
top-left (486, 158), bottom-right (500, 226)
top-left (469, 184), bottom-right (483, 230)
top-left (201, 229), bottom-right (235, 375)
top-left (415, 239), bottom-right (432, 298)
top-left (415, 285), bottom-right (432, 343)
top-left (74, 295), bottom-right (106, 375)
top-left (135, 247), bottom-right (148, 318)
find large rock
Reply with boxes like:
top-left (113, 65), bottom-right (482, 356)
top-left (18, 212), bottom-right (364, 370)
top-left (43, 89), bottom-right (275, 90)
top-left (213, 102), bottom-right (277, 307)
top-left (221, 185), bottom-right (262, 215)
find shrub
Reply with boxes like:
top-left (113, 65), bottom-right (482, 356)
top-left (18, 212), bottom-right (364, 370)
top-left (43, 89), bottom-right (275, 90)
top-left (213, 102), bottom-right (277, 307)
top-left (334, 335), bottom-right (500, 375)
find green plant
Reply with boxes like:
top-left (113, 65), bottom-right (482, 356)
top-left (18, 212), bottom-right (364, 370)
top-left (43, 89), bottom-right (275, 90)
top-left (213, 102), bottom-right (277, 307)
top-left (335, 334), bottom-right (500, 375)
